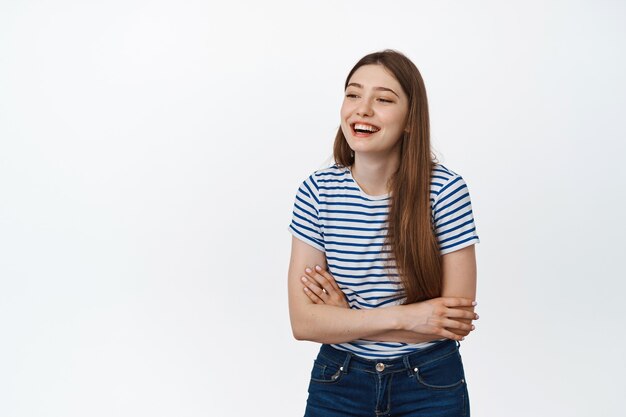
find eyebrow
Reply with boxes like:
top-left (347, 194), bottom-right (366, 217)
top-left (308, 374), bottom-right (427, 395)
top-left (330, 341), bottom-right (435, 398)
top-left (346, 82), bottom-right (399, 98)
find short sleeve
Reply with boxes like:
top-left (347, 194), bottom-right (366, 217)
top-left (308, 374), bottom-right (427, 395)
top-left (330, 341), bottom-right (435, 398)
top-left (287, 175), bottom-right (325, 252)
top-left (432, 175), bottom-right (480, 255)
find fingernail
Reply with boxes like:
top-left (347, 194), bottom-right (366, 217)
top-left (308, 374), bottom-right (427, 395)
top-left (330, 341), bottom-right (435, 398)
top-left (305, 268), bottom-right (311, 273)
top-left (315, 265), bottom-right (321, 271)
top-left (475, 314), bottom-right (479, 319)
top-left (472, 301), bottom-right (477, 306)
top-left (471, 325), bottom-right (475, 330)
top-left (301, 276), bottom-right (307, 282)
top-left (461, 337), bottom-right (465, 341)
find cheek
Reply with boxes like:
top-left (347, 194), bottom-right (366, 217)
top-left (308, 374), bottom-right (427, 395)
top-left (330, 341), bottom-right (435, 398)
top-left (340, 102), bottom-right (351, 120)
top-left (339, 105), bottom-right (352, 133)
top-left (340, 122), bottom-right (352, 140)
top-left (386, 110), bottom-right (408, 130)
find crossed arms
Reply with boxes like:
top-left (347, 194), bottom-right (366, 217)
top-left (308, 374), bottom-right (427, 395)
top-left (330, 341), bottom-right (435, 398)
top-left (287, 236), bottom-right (479, 345)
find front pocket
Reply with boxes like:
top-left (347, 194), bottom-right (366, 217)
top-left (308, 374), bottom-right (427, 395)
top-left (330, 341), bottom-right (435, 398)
top-left (413, 350), bottom-right (466, 390)
top-left (309, 357), bottom-right (345, 384)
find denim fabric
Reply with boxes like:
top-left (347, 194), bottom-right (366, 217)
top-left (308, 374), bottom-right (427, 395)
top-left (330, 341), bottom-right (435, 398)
top-left (304, 339), bottom-right (469, 417)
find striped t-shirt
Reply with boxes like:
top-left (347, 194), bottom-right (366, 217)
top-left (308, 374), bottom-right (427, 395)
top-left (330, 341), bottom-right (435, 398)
top-left (288, 163), bottom-right (480, 359)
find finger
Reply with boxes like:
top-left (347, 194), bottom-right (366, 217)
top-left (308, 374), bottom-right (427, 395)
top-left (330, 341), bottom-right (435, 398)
top-left (301, 275), bottom-right (325, 294)
top-left (435, 327), bottom-right (466, 341)
top-left (303, 286), bottom-right (323, 304)
top-left (305, 268), bottom-right (335, 295)
top-left (442, 297), bottom-right (477, 308)
top-left (441, 318), bottom-right (475, 333)
top-left (315, 265), bottom-right (342, 291)
top-left (301, 276), bottom-right (329, 301)
top-left (445, 308), bottom-right (479, 321)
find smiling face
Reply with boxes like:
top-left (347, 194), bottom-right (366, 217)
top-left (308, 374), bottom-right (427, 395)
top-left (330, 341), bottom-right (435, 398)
top-left (340, 64), bottom-right (409, 159)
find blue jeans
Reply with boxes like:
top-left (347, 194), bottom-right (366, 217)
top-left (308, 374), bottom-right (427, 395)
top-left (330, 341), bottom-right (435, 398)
top-left (304, 339), bottom-right (470, 417)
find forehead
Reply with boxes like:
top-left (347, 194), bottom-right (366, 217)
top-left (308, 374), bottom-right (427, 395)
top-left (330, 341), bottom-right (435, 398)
top-left (347, 64), bottom-right (403, 94)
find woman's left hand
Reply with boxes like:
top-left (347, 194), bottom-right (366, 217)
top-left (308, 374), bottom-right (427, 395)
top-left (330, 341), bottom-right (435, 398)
top-left (301, 265), bottom-right (350, 309)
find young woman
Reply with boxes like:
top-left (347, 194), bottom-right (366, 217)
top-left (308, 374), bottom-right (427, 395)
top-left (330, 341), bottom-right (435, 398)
top-left (287, 49), bottom-right (480, 417)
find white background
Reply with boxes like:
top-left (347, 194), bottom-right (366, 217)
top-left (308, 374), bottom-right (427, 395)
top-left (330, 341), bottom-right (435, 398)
top-left (1, 1), bottom-right (625, 416)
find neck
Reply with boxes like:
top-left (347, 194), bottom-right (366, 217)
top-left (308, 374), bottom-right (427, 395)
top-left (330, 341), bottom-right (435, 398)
top-left (350, 149), bottom-right (400, 196)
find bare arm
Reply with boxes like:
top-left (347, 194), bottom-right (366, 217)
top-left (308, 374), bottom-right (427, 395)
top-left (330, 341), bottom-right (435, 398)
top-left (361, 329), bottom-right (449, 344)
top-left (288, 237), bottom-right (476, 344)
top-left (440, 244), bottom-right (478, 336)
top-left (362, 245), bottom-right (478, 342)
top-left (288, 237), bottom-right (403, 344)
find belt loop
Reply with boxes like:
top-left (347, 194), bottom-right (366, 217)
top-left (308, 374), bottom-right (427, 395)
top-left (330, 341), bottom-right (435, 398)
top-left (456, 340), bottom-right (461, 348)
top-left (341, 352), bottom-right (352, 374)
top-left (403, 354), bottom-right (413, 377)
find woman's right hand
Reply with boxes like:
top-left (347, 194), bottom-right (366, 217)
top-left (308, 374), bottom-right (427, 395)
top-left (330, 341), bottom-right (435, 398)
top-left (399, 297), bottom-right (479, 341)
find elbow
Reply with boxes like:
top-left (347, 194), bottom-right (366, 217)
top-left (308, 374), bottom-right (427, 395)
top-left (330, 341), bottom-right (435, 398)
top-left (292, 326), bottom-right (330, 344)
top-left (291, 322), bottom-right (303, 340)
top-left (289, 306), bottom-right (316, 341)
top-left (290, 315), bottom-right (324, 342)
top-left (289, 304), bottom-right (331, 343)
top-left (291, 322), bottom-right (312, 341)
top-left (292, 328), bottom-right (306, 341)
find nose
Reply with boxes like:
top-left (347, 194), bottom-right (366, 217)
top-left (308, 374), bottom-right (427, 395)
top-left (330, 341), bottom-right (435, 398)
top-left (356, 98), bottom-right (373, 117)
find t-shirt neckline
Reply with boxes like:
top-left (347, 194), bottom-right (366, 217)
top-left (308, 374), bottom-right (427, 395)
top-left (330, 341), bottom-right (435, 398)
top-left (344, 166), bottom-right (390, 201)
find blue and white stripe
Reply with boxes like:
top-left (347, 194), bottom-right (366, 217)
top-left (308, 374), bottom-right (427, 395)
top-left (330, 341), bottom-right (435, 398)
top-left (288, 163), bottom-right (480, 359)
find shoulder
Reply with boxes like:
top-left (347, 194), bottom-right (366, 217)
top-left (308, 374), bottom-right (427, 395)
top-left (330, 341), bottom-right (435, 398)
top-left (430, 163), bottom-right (468, 198)
top-left (311, 164), bottom-right (350, 181)
top-left (301, 164), bottom-right (350, 189)
top-left (294, 164), bottom-right (350, 204)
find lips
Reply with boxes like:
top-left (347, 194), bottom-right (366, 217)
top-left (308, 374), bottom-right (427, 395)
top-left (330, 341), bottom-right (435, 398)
top-left (350, 122), bottom-right (380, 136)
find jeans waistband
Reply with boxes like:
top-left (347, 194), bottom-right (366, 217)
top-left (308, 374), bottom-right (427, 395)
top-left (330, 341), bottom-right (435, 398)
top-left (318, 339), bottom-right (460, 376)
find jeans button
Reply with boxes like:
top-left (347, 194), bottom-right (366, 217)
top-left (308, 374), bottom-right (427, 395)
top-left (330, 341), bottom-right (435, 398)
top-left (375, 363), bottom-right (385, 372)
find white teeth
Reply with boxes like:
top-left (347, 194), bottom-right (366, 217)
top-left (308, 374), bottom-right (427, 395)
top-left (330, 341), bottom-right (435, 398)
top-left (354, 123), bottom-right (380, 132)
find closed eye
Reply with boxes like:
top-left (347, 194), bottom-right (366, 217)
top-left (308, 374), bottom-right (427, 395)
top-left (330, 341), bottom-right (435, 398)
top-left (345, 93), bottom-right (393, 103)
